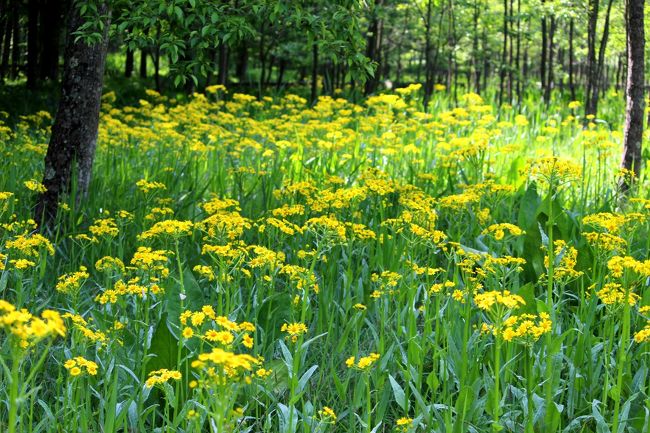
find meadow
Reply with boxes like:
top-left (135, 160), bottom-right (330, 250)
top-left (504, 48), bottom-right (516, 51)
top-left (1, 85), bottom-right (649, 433)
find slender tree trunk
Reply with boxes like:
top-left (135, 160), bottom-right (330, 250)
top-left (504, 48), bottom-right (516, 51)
top-left (515, 0), bottom-right (521, 101)
top-left (423, 0), bottom-right (434, 108)
top-left (586, 0), bottom-right (600, 115)
top-left (0, 2), bottom-right (11, 81)
top-left (472, 0), bottom-right (480, 93)
top-left (499, 0), bottom-right (508, 105)
top-left (276, 58), bottom-right (286, 91)
top-left (10, 3), bottom-right (19, 80)
top-left (544, 17), bottom-right (555, 103)
top-left (310, 42), bottom-right (318, 104)
top-left (620, 0), bottom-right (645, 189)
top-left (540, 5), bottom-right (547, 96)
top-left (364, 0), bottom-right (383, 95)
top-left (508, 0), bottom-right (514, 100)
top-left (568, 18), bottom-right (575, 100)
top-left (236, 42), bottom-right (248, 83)
top-left (217, 42), bottom-right (228, 86)
top-left (139, 49), bottom-right (147, 78)
top-left (595, 0), bottom-right (614, 97)
top-left (39, 0), bottom-right (61, 81)
top-left (27, 0), bottom-right (39, 88)
top-left (37, 1), bottom-right (111, 225)
top-left (125, 47), bottom-right (134, 78)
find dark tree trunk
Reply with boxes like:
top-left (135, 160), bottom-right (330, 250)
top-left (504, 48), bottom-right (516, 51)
top-left (540, 10), bottom-right (547, 95)
top-left (276, 58), bottom-right (286, 91)
top-left (568, 18), bottom-right (575, 100)
top-left (499, 0), bottom-right (508, 105)
top-left (139, 49), bottom-right (147, 78)
top-left (595, 0), bottom-right (614, 95)
top-left (0, 2), bottom-right (11, 81)
top-left (39, 0), bottom-right (62, 81)
top-left (27, 0), bottom-right (39, 88)
top-left (235, 42), bottom-right (248, 83)
top-left (544, 17), bottom-right (555, 103)
top-left (515, 0), bottom-right (521, 101)
top-left (423, 0), bottom-right (434, 108)
top-left (472, 0), bottom-right (480, 93)
top-left (10, 3), bottom-right (19, 79)
top-left (36, 1), bottom-right (110, 225)
top-left (125, 47), bottom-right (134, 78)
top-left (585, 0), bottom-right (599, 115)
top-left (217, 42), bottom-right (228, 86)
top-left (364, 0), bottom-right (383, 96)
top-left (620, 0), bottom-right (645, 188)
top-left (310, 42), bottom-right (318, 104)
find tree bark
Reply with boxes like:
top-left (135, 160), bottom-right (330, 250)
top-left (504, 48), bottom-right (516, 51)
top-left (585, 0), bottom-right (599, 115)
top-left (364, 0), bottom-right (383, 95)
top-left (310, 41), bottom-right (318, 104)
top-left (568, 18), bottom-right (575, 100)
top-left (125, 47), bottom-right (134, 77)
top-left (36, 1), bottom-right (111, 225)
top-left (39, 0), bottom-right (62, 81)
top-left (620, 0), bottom-right (645, 188)
top-left (10, 1), bottom-right (19, 79)
top-left (139, 49), bottom-right (147, 78)
top-left (217, 42), bottom-right (228, 86)
top-left (27, 0), bottom-right (39, 88)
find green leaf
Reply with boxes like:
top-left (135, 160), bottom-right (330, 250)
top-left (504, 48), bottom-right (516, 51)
top-left (388, 374), bottom-right (406, 410)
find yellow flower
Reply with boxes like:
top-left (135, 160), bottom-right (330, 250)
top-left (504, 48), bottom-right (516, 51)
top-left (24, 179), bottom-right (47, 193)
top-left (281, 322), bottom-right (308, 343)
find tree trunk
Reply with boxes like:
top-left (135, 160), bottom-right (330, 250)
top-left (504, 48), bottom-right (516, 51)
top-left (540, 9), bottom-right (547, 95)
top-left (36, 1), bottom-right (110, 225)
top-left (235, 42), bottom-right (248, 83)
top-left (125, 47), bottom-right (134, 78)
top-left (620, 0), bottom-right (645, 189)
top-left (0, 2), bottom-right (12, 81)
top-left (585, 0), bottom-right (599, 115)
top-left (39, 0), bottom-right (62, 81)
top-left (499, 0), bottom-right (508, 105)
top-left (217, 42), bottom-right (228, 86)
top-left (544, 17), bottom-right (555, 103)
top-left (595, 0), bottom-right (614, 96)
top-left (364, 0), bottom-right (383, 96)
top-left (568, 18), bottom-right (575, 100)
top-left (310, 42), bottom-right (318, 104)
top-left (27, 0), bottom-right (39, 88)
top-left (139, 49), bottom-right (147, 78)
top-left (10, 1), bottom-right (19, 79)
top-left (423, 0), bottom-right (434, 108)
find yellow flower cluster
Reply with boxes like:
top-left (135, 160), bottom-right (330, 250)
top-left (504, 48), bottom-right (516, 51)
top-left (0, 300), bottom-right (66, 348)
top-left (396, 417), bottom-right (414, 432)
top-left (145, 369), bottom-right (182, 387)
top-left (281, 322), bottom-right (308, 342)
top-left (607, 256), bottom-right (650, 278)
top-left (481, 223), bottom-right (524, 240)
top-left (318, 406), bottom-right (337, 423)
top-left (89, 218), bottom-right (119, 238)
top-left (634, 322), bottom-right (650, 343)
top-left (139, 220), bottom-right (194, 240)
top-left (55, 266), bottom-right (89, 295)
top-left (64, 356), bottom-right (98, 376)
top-left (528, 156), bottom-right (582, 185)
top-left (136, 179), bottom-right (166, 193)
top-left (595, 283), bottom-right (639, 307)
top-left (474, 290), bottom-right (525, 311)
top-left (501, 313), bottom-right (552, 343)
top-left (346, 353), bottom-right (380, 370)
top-left (62, 313), bottom-right (107, 344)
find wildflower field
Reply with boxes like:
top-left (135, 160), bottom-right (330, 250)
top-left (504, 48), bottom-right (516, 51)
top-left (1, 86), bottom-right (650, 433)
